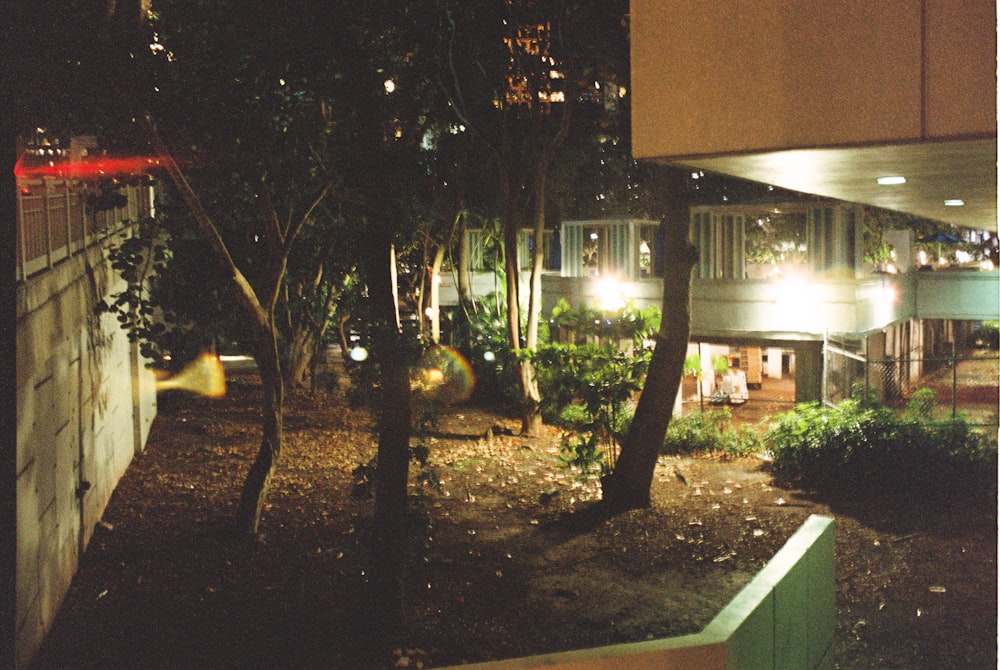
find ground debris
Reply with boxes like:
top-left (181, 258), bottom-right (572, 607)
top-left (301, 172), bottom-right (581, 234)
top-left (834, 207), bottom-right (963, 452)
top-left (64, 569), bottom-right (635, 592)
top-left (31, 369), bottom-right (998, 670)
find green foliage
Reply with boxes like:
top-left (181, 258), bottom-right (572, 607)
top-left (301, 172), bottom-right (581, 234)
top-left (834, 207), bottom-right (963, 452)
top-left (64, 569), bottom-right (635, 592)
top-left (95, 221), bottom-right (169, 362)
top-left (530, 338), bottom-right (648, 477)
top-left (744, 211), bottom-right (808, 265)
top-left (683, 354), bottom-right (702, 378)
top-left (662, 410), bottom-right (763, 457)
top-left (902, 388), bottom-right (938, 422)
top-left (548, 299), bottom-right (660, 345)
top-left (448, 292), bottom-right (521, 406)
top-left (560, 431), bottom-right (609, 478)
top-left (766, 398), bottom-right (995, 498)
top-left (712, 354), bottom-right (731, 375)
top-left (557, 403), bottom-right (591, 430)
top-left (529, 300), bottom-right (662, 477)
top-left (968, 321), bottom-right (999, 350)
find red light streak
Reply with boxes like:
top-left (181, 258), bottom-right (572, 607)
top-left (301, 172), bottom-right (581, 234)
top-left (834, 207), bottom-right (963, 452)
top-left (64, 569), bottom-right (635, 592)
top-left (14, 155), bottom-right (164, 179)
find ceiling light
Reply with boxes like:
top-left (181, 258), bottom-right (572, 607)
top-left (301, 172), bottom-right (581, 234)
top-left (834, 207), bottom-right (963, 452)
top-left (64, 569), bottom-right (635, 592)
top-left (943, 199), bottom-right (965, 206)
top-left (876, 176), bottom-right (907, 185)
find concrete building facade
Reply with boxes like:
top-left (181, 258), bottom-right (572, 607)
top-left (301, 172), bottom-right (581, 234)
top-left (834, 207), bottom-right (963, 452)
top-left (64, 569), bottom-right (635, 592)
top-left (629, 0), bottom-right (996, 230)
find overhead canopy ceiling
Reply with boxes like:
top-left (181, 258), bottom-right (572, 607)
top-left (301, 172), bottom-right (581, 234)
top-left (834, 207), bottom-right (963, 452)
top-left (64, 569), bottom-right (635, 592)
top-left (672, 138), bottom-right (997, 231)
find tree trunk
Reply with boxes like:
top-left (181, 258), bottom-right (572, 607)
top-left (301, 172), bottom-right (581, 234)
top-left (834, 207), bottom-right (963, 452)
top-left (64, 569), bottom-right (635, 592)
top-left (602, 220), bottom-right (697, 511)
top-left (285, 277), bottom-right (339, 390)
top-left (457, 215), bottom-right (471, 307)
top-left (235, 323), bottom-right (284, 535)
top-left (285, 322), bottom-right (317, 389)
top-left (429, 245), bottom-right (445, 343)
top-left (365, 231), bottom-right (413, 641)
top-left (520, 170), bottom-right (551, 437)
top-left (503, 217), bottom-right (542, 435)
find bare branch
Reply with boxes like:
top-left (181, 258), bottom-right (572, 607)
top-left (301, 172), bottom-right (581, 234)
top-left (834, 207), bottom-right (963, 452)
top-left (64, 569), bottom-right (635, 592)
top-left (140, 115), bottom-right (266, 331)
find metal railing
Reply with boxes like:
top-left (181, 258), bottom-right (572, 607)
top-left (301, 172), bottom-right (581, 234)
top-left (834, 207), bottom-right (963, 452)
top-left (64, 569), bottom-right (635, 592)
top-left (16, 178), bottom-right (153, 282)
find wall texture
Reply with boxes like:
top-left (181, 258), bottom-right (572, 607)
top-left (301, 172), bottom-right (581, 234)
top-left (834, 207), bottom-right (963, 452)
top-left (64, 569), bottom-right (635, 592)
top-left (631, 0), bottom-right (996, 158)
top-left (15, 240), bottom-right (156, 667)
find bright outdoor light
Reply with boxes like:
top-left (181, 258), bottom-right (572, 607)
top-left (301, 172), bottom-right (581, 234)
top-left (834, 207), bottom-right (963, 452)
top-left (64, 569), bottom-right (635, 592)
top-left (594, 275), bottom-right (626, 311)
top-left (944, 199), bottom-right (965, 207)
top-left (772, 275), bottom-right (822, 332)
top-left (383, 79), bottom-right (396, 94)
top-left (349, 347), bottom-right (369, 362)
top-left (876, 176), bottom-right (907, 185)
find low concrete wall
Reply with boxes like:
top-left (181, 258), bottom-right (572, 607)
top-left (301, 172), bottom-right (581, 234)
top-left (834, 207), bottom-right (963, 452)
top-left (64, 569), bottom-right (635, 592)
top-left (441, 515), bottom-right (834, 670)
top-left (914, 270), bottom-right (1000, 321)
top-left (15, 239), bottom-right (157, 667)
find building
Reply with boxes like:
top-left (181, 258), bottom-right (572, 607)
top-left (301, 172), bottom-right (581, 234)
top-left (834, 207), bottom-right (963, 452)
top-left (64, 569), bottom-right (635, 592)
top-left (629, 1), bottom-right (995, 231)
top-left (443, 0), bottom-right (997, 412)
top-left (624, 0), bottom-right (997, 410)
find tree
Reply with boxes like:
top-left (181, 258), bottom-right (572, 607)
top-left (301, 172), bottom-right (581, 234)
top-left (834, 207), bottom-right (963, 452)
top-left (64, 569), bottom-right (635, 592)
top-left (435, 0), bottom-right (629, 435)
top-left (9, 1), bottom-right (323, 537)
top-left (602, 204), bottom-right (698, 509)
top-left (327, 0), bottom-right (458, 638)
top-left (599, 165), bottom-right (811, 509)
top-left (279, 205), bottom-right (355, 389)
top-left (135, 0), bottom-right (355, 536)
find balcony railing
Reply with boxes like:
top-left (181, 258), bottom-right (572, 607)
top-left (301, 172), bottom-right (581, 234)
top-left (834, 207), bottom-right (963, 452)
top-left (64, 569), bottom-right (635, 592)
top-left (16, 178), bottom-right (153, 282)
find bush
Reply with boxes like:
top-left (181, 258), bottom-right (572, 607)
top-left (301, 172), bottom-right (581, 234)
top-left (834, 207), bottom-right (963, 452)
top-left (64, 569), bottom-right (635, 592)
top-left (446, 293), bottom-right (521, 407)
top-left (968, 321), bottom-right (999, 350)
top-left (766, 398), bottom-right (995, 498)
top-left (531, 340), bottom-right (647, 478)
top-left (663, 409), bottom-right (764, 458)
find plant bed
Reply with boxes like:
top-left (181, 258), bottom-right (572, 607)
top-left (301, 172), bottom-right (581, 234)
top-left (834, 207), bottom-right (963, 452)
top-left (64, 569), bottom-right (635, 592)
top-left (34, 371), bottom-right (996, 669)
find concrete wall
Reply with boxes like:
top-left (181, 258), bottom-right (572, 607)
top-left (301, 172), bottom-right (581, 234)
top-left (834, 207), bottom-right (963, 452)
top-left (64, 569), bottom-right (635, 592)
top-left (914, 271), bottom-right (1000, 321)
top-left (540, 275), bottom-right (913, 342)
top-left (631, 0), bottom-right (996, 159)
top-left (438, 515), bottom-right (834, 670)
top-left (14, 239), bottom-right (156, 667)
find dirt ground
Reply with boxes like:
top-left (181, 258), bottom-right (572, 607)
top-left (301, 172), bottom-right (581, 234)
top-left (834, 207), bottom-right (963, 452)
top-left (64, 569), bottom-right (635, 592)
top-left (34, 364), bottom-right (996, 669)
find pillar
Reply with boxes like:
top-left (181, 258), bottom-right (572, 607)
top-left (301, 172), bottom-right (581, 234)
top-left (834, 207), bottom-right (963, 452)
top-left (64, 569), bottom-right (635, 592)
top-left (766, 347), bottom-right (783, 379)
top-left (794, 340), bottom-right (824, 404)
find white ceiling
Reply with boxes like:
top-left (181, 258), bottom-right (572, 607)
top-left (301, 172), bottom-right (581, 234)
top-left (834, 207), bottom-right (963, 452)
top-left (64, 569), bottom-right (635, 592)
top-left (674, 138), bottom-right (997, 231)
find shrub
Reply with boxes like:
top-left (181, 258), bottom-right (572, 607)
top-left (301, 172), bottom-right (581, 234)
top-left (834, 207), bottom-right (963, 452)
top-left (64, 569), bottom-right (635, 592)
top-left (531, 340), bottom-right (647, 478)
top-left (902, 387), bottom-right (937, 422)
top-left (968, 321), bottom-right (999, 350)
top-left (663, 409), bottom-right (764, 458)
top-left (766, 398), bottom-right (995, 498)
top-left (446, 292), bottom-right (520, 406)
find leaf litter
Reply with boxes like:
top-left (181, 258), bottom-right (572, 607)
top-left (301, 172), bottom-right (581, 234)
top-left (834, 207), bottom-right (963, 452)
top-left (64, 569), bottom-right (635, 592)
top-left (33, 369), bottom-right (996, 669)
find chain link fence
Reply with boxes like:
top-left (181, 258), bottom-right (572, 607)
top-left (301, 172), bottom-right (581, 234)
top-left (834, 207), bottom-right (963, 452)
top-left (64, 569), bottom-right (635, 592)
top-left (825, 343), bottom-right (999, 431)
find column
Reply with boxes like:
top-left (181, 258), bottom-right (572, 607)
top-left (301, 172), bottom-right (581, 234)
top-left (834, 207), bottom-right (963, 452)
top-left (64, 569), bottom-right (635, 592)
top-left (794, 340), bottom-right (824, 404)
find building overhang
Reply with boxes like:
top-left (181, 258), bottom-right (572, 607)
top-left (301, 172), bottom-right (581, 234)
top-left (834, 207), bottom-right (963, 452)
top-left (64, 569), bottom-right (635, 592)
top-left (650, 138), bottom-right (996, 231)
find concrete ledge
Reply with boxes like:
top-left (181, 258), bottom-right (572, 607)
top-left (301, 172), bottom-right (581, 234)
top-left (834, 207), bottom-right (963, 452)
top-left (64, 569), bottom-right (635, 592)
top-left (440, 514), bottom-right (834, 670)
